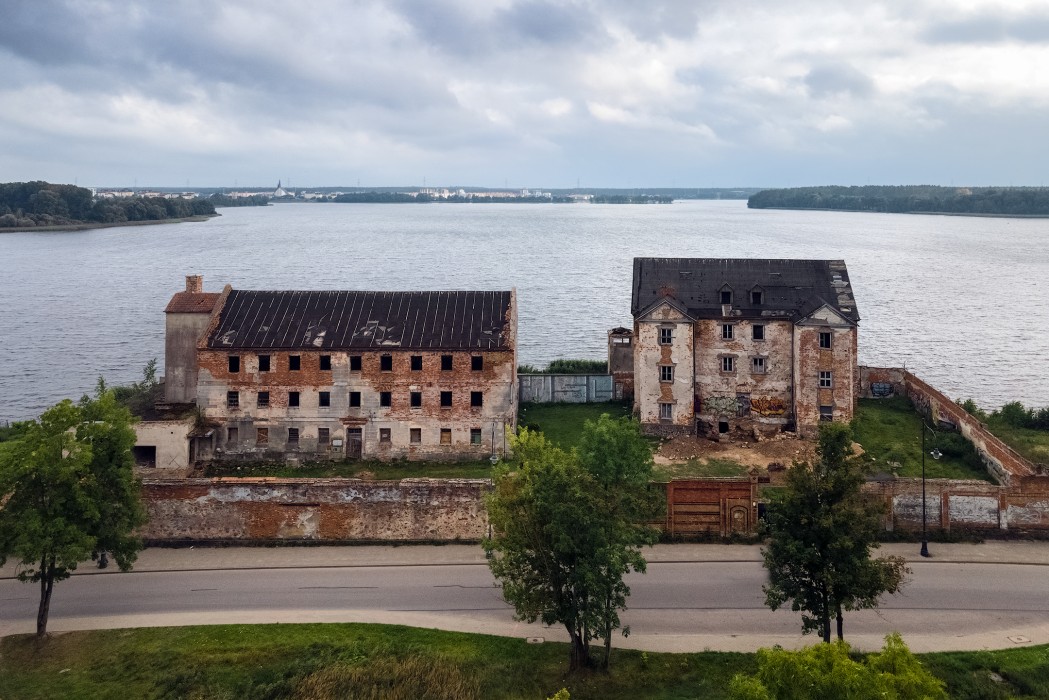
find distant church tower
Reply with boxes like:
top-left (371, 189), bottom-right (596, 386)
top-left (273, 180), bottom-right (290, 198)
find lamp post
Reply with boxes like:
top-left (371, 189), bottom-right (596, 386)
top-left (920, 420), bottom-right (932, 558)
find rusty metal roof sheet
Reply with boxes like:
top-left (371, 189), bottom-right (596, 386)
top-left (206, 290), bottom-right (513, 350)
top-left (631, 258), bottom-right (859, 323)
top-left (164, 292), bottom-right (220, 314)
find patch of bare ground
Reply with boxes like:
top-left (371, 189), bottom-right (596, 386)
top-left (654, 432), bottom-right (817, 482)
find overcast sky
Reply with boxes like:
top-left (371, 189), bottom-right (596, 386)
top-left (2, 0), bottom-right (1048, 188)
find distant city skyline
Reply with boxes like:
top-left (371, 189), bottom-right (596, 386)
top-left (3, 1), bottom-right (1049, 188)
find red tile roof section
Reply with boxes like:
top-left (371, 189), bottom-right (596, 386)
top-left (165, 292), bottom-right (220, 314)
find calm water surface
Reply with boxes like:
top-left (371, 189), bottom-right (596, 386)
top-left (2, 200), bottom-right (1047, 420)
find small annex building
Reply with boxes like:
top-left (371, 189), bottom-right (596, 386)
top-left (152, 276), bottom-right (518, 464)
top-left (630, 258), bottom-right (859, 438)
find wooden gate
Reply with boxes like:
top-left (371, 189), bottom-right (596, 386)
top-left (664, 477), bottom-right (759, 537)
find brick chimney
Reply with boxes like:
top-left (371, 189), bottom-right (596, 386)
top-left (186, 275), bottom-right (203, 293)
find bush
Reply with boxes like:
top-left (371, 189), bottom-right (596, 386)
top-left (729, 633), bottom-right (946, 700)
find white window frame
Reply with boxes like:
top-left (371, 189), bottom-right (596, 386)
top-left (659, 365), bottom-right (674, 382)
top-left (659, 327), bottom-right (673, 345)
top-left (819, 371), bottom-right (833, 388)
top-left (819, 331), bottom-right (833, 349)
top-left (751, 356), bottom-right (767, 374)
top-left (721, 356), bottom-right (735, 373)
top-left (722, 323), bottom-right (734, 340)
top-left (659, 402), bottom-right (673, 420)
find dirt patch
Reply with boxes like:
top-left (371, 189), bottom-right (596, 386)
top-left (654, 433), bottom-right (817, 471)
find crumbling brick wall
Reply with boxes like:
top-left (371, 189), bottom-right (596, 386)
top-left (140, 477), bottom-right (490, 543)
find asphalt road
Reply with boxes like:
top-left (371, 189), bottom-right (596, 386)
top-left (3, 560), bottom-right (1047, 652)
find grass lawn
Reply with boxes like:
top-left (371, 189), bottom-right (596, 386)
top-left (202, 459), bottom-right (498, 480)
top-left (518, 402), bottom-right (633, 450)
top-left (2, 624), bottom-right (1046, 699)
top-left (653, 458), bottom-right (749, 482)
top-left (983, 418), bottom-right (1049, 466)
top-left (852, 397), bottom-right (993, 481)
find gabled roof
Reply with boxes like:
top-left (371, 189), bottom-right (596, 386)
top-left (631, 258), bottom-right (859, 323)
top-left (204, 290), bottom-right (513, 350)
top-left (165, 292), bottom-right (220, 314)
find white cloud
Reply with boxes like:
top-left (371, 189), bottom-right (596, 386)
top-left (0, 0), bottom-right (1047, 185)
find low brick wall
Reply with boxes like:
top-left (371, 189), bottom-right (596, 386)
top-left (141, 477), bottom-right (490, 543)
top-left (859, 366), bottom-right (1038, 485)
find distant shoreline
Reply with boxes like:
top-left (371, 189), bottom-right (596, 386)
top-left (0, 213), bottom-right (218, 233)
top-left (755, 206), bottom-right (1049, 220)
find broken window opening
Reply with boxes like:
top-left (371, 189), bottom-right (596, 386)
top-left (471, 355), bottom-right (484, 371)
top-left (288, 391), bottom-right (300, 407)
top-left (441, 354), bottom-right (453, 371)
top-left (470, 428), bottom-right (482, 445)
top-left (380, 391), bottom-right (392, 407)
top-left (257, 391), bottom-right (270, 408)
top-left (752, 324), bottom-right (765, 341)
top-left (820, 405), bottom-right (834, 422)
top-left (226, 391), bottom-right (239, 408)
top-left (349, 391), bottom-right (361, 407)
top-left (440, 428), bottom-right (452, 445)
top-left (256, 427), bottom-right (269, 446)
top-left (228, 355), bottom-right (240, 373)
top-left (440, 391), bottom-right (453, 408)
top-left (287, 428), bottom-right (299, 445)
top-left (410, 428), bottom-right (422, 444)
top-left (380, 354), bottom-right (393, 372)
top-left (410, 391), bottom-right (422, 408)
top-left (319, 391), bottom-right (330, 407)
top-left (411, 355), bottom-right (423, 371)
top-left (471, 391), bottom-right (483, 407)
top-left (379, 428), bottom-right (391, 443)
top-left (258, 354), bottom-right (271, 372)
top-left (350, 355), bottom-right (362, 371)
top-left (289, 355), bottom-right (301, 371)
top-left (719, 420), bottom-right (730, 434)
top-left (226, 427), bottom-right (238, 445)
top-left (320, 355), bottom-right (332, 371)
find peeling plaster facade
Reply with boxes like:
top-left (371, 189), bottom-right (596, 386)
top-left (160, 277), bottom-right (518, 463)
top-left (630, 259), bottom-right (859, 438)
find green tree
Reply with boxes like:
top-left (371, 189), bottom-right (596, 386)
top-left (485, 418), bottom-right (659, 671)
top-left (762, 423), bottom-right (908, 643)
top-left (729, 633), bottom-right (946, 700)
top-left (0, 390), bottom-right (146, 636)
top-left (576, 414), bottom-right (662, 667)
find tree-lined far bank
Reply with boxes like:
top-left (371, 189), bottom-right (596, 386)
top-left (0, 181), bottom-right (216, 228)
top-left (748, 184), bottom-right (1049, 216)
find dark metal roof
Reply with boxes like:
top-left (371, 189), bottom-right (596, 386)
top-left (206, 290), bottom-right (513, 350)
top-left (631, 258), bottom-right (859, 323)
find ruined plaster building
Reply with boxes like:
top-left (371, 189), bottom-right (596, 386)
top-left (164, 276), bottom-right (518, 461)
top-left (630, 258), bottom-right (859, 438)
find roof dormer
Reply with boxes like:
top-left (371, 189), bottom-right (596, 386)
top-left (750, 285), bottom-right (764, 305)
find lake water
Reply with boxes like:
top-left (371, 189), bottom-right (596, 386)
top-left (2, 200), bottom-right (1047, 421)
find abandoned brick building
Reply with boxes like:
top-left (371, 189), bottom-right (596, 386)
top-left (163, 276), bottom-right (518, 461)
top-left (629, 258), bottom-right (859, 438)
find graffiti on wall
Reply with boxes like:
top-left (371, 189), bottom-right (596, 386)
top-left (751, 397), bottom-right (787, 416)
top-left (702, 395), bottom-right (739, 417)
top-left (871, 382), bottom-right (895, 397)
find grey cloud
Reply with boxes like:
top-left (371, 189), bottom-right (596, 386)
top-left (923, 11), bottom-right (1049, 44)
top-left (804, 63), bottom-right (874, 98)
